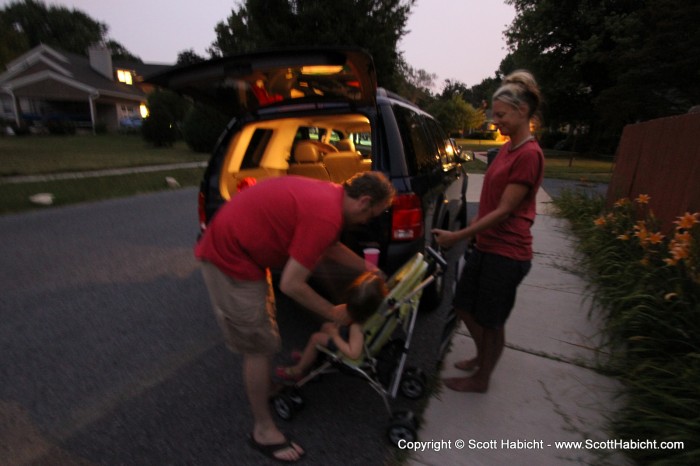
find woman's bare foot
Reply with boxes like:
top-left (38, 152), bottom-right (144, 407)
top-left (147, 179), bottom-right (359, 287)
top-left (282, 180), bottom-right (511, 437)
top-left (443, 376), bottom-right (488, 393)
top-left (453, 358), bottom-right (479, 372)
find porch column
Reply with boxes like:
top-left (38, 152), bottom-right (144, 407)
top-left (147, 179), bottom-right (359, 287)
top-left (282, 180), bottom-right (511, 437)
top-left (8, 90), bottom-right (20, 127)
top-left (88, 92), bottom-right (98, 134)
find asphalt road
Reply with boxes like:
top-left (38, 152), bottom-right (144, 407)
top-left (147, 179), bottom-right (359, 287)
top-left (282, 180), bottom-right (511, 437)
top-left (0, 188), bottom-right (456, 465)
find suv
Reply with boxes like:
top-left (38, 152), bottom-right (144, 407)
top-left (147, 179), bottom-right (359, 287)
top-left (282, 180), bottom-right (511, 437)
top-left (148, 48), bottom-right (468, 309)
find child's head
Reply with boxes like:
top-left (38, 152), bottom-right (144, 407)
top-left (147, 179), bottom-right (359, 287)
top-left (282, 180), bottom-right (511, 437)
top-left (345, 272), bottom-right (388, 323)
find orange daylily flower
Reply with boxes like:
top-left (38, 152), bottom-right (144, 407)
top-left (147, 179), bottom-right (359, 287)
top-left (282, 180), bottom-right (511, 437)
top-left (594, 216), bottom-right (607, 226)
top-left (674, 231), bottom-right (692, 245)
top-left (614, 198), bottom-right (630, 208)
top-left (670, 245), bottom-right (690, 261)
top-left (648, 232), bottom-right (665, 245)
top-left (633, 224), bottom-right (649, 243)
top-left (617, 234), bottom-right (630, 241)
top-left (635, 194), bottom-right (651, 204)
top-left (674, 212), bottom-right (700, 231)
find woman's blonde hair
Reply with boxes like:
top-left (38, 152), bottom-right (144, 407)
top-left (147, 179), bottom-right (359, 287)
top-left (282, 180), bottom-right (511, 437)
top-left (493, 70), bottom-right (542, 122)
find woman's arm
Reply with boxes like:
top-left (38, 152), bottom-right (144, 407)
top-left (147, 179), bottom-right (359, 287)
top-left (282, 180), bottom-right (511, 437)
top-left (432, 183), bottom-right (530, 249)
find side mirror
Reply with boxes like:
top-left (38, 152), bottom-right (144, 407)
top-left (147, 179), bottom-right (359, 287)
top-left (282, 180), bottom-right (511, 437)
top-left (460, 150), bottom-right (474, 162)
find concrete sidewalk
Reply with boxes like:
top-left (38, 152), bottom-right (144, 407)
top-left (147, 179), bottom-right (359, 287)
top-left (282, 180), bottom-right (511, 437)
top-left (407, 174), bottom-right (628, 466)
top-left (0, 162), bottom-right (207, 184)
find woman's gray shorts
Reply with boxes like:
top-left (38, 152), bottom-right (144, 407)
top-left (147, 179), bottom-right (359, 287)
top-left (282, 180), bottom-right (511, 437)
top-left (453, 248), bottom-right (531, 329)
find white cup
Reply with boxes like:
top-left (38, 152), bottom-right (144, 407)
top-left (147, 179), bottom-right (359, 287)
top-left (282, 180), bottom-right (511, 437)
top-left (363, 248), bottom-right (380, 268)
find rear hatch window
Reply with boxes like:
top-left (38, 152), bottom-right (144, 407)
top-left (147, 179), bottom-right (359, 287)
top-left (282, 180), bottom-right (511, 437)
top-left (146, 48), bottom-right (377, 117)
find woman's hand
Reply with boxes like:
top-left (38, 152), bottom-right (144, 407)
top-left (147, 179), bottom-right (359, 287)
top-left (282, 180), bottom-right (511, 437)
top-left (431, 228), bottom-right (461, 249)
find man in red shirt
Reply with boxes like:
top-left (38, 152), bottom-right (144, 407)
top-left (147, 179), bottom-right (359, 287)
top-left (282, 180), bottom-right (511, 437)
top-left (196, 172), bottom-right (394, 462)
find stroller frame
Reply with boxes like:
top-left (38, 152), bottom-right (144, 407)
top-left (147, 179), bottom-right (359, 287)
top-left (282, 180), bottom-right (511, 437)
top-left (272, 247), bottom-right (447, 444)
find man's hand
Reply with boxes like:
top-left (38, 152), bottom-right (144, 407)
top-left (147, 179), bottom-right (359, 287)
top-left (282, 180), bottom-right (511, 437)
top-left (332, 304), bottom-right (350, 325)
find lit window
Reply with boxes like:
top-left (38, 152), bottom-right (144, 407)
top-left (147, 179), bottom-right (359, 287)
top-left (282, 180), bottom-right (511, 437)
top-left (139, 103), bottom-right (149, 118)
top-left (117, 69), bottom-right (133, 85)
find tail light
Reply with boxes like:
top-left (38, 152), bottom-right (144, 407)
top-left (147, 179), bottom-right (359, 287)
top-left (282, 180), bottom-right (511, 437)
top-left (237, 177), bottom-right (257, 192)
top-left (391, 193), bottom-right (423, 241)
top-left (198, 191), bottom-right (207, 232)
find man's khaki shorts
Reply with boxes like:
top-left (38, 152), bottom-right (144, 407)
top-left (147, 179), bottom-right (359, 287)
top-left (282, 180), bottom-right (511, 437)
top-left (200, 261), bottom-right (281, 355)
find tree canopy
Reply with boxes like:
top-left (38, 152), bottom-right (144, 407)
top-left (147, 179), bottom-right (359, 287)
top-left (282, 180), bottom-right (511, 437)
top-left (209, 0), bottom-right (415, 90)
top-left (502, 0), bottom-right (700, 149)
top-left (0, 0), bottom-right (140, 68)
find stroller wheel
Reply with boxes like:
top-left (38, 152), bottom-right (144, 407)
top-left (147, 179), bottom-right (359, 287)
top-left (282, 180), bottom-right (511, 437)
top-left (271, 390), bottom-right (301, 421)
top-left (286, 387), bottom-right (305, 410)
top-left (391, 409), bottom-right (418, 428)
top-left (387, 414), bottom-right (418, 446)
top-left (400, 367), bottom-right (427, 399)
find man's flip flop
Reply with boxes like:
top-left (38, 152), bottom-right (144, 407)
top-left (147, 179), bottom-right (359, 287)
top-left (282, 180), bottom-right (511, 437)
top-left (248, 434), bottom-right (305, 463)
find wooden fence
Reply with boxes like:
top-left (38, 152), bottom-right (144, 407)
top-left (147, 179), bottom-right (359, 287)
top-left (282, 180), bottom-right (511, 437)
top-left (607, 112), bottom-right (700, 232)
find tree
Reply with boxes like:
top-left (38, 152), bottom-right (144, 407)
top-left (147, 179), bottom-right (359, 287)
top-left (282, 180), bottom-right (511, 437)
top-left (176, 49), bottom-right (207, 66)
top-left (106, 39), bottom-right (142, 62)
top-left (504, 0), bottom-right (700, 152)
top-left (428, 95), bottom-right (484, 136)
top-left (1, 0), bottom-right (106, 54)
top-left (0, 0), bottom-right (140, 67)
top-left (209, 0), bottom-right (416, 90)
top-left (0, 13), bottom-right (30, 69)
top-left (395, 58), bottom-right (437, 107)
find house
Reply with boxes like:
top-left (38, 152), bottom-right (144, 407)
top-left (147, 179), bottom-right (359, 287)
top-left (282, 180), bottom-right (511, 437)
top-left (0, 44), bottom-right (172, 133)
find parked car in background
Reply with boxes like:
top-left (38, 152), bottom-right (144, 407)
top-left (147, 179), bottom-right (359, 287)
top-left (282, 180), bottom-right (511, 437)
top-left (119, 116), bottom-right (143, 133)
top-left (148, 48), bottom-right (469, 309)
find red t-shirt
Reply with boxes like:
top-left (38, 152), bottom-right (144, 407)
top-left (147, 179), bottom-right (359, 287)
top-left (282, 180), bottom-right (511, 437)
top-left (476, 139), bottom-right (544, 261)
top-left (195, 176), bottom-right (344, 280)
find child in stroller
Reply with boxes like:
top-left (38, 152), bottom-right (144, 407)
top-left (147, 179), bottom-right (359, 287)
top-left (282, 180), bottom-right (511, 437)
top-left (270, 249), bottom-right (447, 444)
top-left (275, 272), bottom-right (388, 382)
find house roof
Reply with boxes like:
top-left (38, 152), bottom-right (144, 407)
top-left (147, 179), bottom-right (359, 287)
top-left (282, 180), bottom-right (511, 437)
top-left (0, 44), bottom-right (172, 102)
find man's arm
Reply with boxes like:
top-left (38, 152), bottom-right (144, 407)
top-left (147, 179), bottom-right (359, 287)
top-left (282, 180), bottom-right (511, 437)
top-left (323, 241), bottom-right (382, 275)
top-left (279, 257), bottom-right (349, 323)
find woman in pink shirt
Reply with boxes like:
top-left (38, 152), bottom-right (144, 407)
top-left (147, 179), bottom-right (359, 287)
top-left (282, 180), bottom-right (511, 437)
top-left (432, 70), bottom-right (544, 393)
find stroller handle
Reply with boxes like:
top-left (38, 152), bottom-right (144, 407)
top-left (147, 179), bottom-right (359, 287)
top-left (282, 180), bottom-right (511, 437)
top-left (425, 246), bottom-right (447, 271)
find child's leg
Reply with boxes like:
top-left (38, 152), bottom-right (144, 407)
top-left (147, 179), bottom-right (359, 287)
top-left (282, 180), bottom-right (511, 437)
top-left (288, 331), bottom-right (331, 375)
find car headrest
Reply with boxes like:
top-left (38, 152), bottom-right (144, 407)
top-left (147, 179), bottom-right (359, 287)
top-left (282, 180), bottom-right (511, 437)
top-left (294, 141), bottom-right (320, 163)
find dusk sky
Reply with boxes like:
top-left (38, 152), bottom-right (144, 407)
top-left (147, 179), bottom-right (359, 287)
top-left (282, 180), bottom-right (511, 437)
top-left (9, 0), bottom-right (516, 90)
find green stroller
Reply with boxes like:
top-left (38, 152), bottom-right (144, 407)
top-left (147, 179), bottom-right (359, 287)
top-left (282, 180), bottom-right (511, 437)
top-left (271, 247), bottom-right (447, 444)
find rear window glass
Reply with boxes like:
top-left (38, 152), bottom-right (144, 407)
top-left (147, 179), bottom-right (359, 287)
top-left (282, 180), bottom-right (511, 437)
top-left (392, 104), bottom-right (437, 174)
top-left (424, 118), bottom-right (450, 165)
top-left (240, 128), bottom-right (273, 169)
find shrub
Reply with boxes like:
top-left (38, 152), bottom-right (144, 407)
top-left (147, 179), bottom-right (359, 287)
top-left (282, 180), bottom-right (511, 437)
top-left (554, 190), bottom-right (700, 465)
top-left (46, 119), bottom-right (76, 135)
top-left (538, 129), bottom-right (567, 149)
top-left (466, 130), bottom-right (497, 140)
top-left (142, 89), bottom-right (189, 147)
top-left (182, 104), bottom-right (229, 153)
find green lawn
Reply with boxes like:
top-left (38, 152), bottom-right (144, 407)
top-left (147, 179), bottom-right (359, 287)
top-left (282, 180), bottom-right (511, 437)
top-left (1, 134), bottom-right (614, 215)
top-left (0, 133), bottom-right (208, 176)
top-left (454, 138), bottom-right (614, 183)
top-left (0, 167), bottom-right (205, 214)
top-left (0, 133), bottom-right (209, 214)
